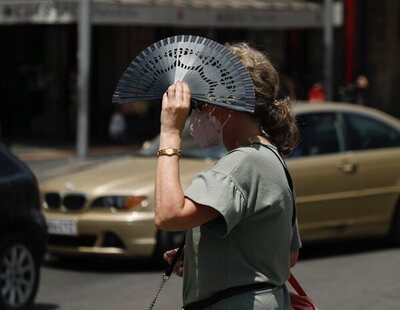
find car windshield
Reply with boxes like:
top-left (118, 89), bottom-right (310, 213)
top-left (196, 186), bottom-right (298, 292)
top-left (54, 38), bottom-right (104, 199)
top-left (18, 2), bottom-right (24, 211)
top-left (136, 123), bottom-right (227, 160)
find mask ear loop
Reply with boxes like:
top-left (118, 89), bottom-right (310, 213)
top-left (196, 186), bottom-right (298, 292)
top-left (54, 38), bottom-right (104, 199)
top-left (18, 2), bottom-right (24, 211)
top-left (207, 106), bottom-right (216, 116)
top-left (216, 112), bottom-right (232, 138)
top-left (221, 112), bottom-right (232, 128)
top-left (207, 107), bottom-right (232, 136)
top-left (208, 106), bottom-right (232, 125)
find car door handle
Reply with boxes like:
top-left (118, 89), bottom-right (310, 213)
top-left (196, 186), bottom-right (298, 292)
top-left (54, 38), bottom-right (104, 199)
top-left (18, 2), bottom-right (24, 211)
top-left (337, 162), bottom-right (357, 173)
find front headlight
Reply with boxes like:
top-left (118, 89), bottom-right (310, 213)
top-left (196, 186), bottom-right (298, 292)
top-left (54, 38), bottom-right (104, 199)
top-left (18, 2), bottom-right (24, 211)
top-left (91, 196), bottom-right (148, 211)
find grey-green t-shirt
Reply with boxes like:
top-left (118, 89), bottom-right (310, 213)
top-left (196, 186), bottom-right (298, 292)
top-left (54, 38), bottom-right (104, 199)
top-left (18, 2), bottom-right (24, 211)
top-left (183, 144), bottom-right (301, 309)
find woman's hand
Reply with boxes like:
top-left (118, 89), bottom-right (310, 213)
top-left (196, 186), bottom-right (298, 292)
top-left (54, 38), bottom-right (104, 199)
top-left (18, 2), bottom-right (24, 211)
top-left (163, 248), bottom-right (184, 277)
top-left (160, 82), bottom-right (191, 137)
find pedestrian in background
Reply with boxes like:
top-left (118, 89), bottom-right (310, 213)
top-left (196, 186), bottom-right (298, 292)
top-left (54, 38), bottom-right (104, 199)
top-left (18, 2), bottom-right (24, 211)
top-left (338, 74), bottom-right (369, 105)
top-left (155, 42), bottom-right (301, 309)
top-left (354, 74), bottom-right (369, 105)
top-left (307, 82), bottom-right (326, 103)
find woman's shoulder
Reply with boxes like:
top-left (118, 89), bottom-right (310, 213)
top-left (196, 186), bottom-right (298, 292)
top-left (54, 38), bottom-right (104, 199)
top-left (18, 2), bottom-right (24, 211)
top-left (227, 144), bottom-right (278, 163)
top-left (214, 144), bottom-right (278, 173)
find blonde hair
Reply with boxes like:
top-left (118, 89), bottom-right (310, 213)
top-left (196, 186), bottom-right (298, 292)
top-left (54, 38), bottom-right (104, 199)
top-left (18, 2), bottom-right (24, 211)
top-left (225, 42), bottom-right (299, 156)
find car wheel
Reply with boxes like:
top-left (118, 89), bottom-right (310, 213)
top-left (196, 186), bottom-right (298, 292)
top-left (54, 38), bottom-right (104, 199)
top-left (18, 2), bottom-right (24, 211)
top-left (0, 233), bottom-right (40, 310)
top-left (153, 231), bottom-right (185, 266)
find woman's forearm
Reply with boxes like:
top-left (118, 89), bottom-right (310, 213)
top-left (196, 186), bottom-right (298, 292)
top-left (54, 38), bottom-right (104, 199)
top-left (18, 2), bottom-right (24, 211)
top-left (154, 82), bottom-right (219, 231)
top-left (155, 132), bottom-right (185, 230)
top-left (290, 250), bottom-right (299, 267)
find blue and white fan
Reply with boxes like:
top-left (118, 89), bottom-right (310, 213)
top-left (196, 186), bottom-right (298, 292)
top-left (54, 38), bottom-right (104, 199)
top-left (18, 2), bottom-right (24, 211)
top-left (112, 35), bottom-right (256, 113)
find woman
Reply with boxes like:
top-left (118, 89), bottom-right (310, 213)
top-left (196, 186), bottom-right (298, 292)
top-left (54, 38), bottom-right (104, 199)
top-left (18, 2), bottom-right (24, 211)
top-left (155, 42), bottom-right (301, 309)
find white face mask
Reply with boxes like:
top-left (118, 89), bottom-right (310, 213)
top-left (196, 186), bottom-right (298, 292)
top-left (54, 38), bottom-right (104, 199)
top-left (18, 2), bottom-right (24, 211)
top-left (189, 108), bottom-right (231, 148)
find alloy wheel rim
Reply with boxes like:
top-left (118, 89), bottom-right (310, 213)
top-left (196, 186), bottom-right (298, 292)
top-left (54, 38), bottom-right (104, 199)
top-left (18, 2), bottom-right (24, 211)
top-left (0, 244), bottom-right (35, 307)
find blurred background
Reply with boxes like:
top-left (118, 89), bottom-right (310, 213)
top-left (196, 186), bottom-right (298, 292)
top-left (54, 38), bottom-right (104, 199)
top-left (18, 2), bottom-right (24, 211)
top-left (0, 0), bottom-right (399, 155)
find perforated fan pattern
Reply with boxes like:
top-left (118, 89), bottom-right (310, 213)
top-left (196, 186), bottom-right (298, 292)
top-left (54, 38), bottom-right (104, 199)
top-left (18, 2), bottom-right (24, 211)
top-left (113, 35), bottom-right (256, 113)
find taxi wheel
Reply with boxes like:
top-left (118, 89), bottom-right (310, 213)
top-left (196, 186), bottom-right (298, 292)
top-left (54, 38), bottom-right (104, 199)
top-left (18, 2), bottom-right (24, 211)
top-left (0, 233), bottom-right (40, 310)
top-left (153, 231), bottom-right (185, 267)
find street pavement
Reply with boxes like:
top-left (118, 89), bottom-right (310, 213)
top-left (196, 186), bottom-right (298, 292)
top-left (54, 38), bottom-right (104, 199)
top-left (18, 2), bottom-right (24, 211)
top-left (34, 240), bottom-right (400, 310)
top-left (11, 143), bottom-right (135, 181)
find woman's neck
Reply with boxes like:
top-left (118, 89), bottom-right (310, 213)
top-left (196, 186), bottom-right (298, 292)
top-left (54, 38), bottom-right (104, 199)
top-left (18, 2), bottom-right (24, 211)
top-left (223, 114), bottom-right (271, 150)
top-left (247, 133), bottom-right (271, 146)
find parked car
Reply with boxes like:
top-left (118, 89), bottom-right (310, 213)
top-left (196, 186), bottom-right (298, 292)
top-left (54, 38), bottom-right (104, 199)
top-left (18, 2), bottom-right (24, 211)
top-left (0, 145), bottom-right (47, 310)
top-left (290, 103), bottom-right (400, 242)
top-left (40, 103), bottom-right (400, 260)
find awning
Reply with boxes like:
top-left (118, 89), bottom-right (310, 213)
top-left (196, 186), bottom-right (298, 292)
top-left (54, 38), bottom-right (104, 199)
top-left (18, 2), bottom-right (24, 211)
top-left (0, 0), bottom-right (322, 28)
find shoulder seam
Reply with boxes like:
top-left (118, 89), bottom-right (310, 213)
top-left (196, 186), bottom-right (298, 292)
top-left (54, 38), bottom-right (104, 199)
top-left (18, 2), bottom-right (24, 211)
top-left (206, 169), bottom-right (247, 204)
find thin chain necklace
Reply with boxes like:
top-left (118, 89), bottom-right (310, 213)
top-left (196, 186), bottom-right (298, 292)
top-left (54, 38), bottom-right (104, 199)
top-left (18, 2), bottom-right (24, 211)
top-left (248, 134), bottom-right (261, 144)
top-left (249, 132), bottom-right (273, 144)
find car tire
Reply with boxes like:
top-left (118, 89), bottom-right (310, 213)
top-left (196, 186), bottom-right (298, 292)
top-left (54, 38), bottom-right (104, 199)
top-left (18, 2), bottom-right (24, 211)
top-left (153, 231), bottom-right (185, 267)
top-left (0, 232), bottom-right (41, 310)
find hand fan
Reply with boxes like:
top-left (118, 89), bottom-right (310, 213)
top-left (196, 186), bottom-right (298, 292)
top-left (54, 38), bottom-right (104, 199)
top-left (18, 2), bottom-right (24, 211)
top-left (112, 35), bottom-right (256, 113)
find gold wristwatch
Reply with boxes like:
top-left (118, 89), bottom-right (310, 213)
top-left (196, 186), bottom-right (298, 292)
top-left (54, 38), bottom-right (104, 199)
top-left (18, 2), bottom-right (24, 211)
top-left (157, 147), bottom-right (181, 158)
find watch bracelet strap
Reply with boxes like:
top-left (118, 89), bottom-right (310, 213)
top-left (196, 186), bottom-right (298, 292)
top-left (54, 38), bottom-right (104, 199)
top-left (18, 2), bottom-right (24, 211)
top-left (157, 147), bottom-right (181, 157)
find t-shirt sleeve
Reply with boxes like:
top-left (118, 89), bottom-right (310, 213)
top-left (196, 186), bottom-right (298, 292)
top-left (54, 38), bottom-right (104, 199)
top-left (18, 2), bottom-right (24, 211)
top-left (184, 170), bottom-right (246, 237)
top-left (290, 219), bottom-right (302, 251)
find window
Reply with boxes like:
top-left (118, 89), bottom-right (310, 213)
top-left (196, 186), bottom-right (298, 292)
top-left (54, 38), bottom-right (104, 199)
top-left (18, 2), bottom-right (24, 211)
top-left (291, 113), bottom-right (341, 158)
top-left (344, 113), bottom-right (400, 151)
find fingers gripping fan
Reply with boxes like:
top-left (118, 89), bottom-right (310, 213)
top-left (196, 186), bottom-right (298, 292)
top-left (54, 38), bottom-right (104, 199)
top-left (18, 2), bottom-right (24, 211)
top-left (112, 35), bottom-right (256, 113)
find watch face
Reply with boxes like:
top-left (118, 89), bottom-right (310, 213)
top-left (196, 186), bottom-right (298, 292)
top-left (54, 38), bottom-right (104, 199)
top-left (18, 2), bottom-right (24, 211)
top-left (157, 147), bottom-right (180, 157)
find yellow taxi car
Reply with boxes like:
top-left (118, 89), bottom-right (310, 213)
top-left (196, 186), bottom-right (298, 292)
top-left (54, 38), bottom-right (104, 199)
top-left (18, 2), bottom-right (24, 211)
top-left (40, 103), bottom-right (400, 259)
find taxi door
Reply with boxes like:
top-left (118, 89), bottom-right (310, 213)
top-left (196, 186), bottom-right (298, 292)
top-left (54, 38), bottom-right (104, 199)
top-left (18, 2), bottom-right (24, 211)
top-left (287, 112), bottom-right (361, 242)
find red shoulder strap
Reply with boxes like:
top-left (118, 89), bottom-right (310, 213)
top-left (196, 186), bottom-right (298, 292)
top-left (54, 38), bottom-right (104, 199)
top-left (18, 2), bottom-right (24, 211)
top-left (288, 273), bottom-right (308, 297)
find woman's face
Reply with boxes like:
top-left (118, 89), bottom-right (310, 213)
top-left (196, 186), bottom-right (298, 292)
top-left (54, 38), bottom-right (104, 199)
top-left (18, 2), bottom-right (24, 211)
top-left (206, 106), bottom-right (233, 147)
top-left (190, 101), bottom-right (233, 148)
top-left (191, 100), bottom-right (266, 150)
